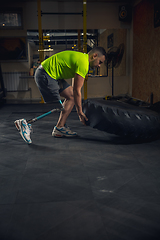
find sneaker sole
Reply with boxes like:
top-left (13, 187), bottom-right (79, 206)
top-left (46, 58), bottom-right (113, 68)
top-left (14, 121), bottom-right (20, 131)
top-left (52, 133), bottom-right (78, 138)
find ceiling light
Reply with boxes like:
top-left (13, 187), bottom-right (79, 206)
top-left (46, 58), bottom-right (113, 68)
top-left (38, 48), bottom-right (54, 52)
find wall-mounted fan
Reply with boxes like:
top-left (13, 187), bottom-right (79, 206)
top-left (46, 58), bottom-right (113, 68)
top-left (105, 43), bottom-right (125, 96)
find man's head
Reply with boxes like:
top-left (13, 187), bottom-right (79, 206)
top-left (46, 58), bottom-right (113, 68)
top-left (88, 46), bottom-right (107, 69)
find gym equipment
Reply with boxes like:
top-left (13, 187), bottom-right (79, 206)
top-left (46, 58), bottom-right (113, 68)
top-left (83, 98), bottom-right (160, 141)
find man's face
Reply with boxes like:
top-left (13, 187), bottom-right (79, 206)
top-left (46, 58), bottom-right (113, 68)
top-left (89, 53), bottom-right (105, 69)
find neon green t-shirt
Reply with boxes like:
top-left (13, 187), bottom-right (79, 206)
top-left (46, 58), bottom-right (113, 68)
top-left (41, 51), bottom-right (89, 80)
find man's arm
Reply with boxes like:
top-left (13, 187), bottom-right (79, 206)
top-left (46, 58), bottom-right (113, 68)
top-left (73, 73), bottom-right (88, 125)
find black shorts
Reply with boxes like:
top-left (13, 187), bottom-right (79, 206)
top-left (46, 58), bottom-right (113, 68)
top-left (34, 66), bottom-right (70, 103)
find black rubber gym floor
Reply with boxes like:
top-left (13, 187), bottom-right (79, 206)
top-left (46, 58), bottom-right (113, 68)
top-left (0, 103), bottom-right (160, 240)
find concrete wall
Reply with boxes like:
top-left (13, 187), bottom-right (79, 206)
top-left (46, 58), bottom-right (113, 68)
top-left (0, 1), bottom-right (132, 101)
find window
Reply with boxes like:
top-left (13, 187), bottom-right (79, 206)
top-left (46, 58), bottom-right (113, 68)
top-left (0, 8), bottom-right (22, 28)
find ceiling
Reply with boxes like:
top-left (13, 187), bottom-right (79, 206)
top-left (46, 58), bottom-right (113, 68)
top-left (3, 0), bottom-right (135, 7)
top-left (28, 29), bottom-right (99, 53)
top-left (5, 0), bottom-right (133, 2)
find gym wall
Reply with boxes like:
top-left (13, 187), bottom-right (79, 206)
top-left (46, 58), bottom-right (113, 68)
top-left (132, 0), bottom-right (160, 103)
top-left (0, 1), bottom-right (132, 101)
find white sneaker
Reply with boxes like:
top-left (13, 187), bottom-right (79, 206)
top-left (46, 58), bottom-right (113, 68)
top-left (52, 126), bottom-right (77, 137)
top-left (14, 119), bottom-right (32, 144)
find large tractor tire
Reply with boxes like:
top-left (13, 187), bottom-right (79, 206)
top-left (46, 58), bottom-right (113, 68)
top-left (83, 98), bottom-right (160, 141)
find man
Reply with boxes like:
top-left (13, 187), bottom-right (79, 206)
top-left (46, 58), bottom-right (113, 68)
top-left (15, 46), bottom-right (107, 143)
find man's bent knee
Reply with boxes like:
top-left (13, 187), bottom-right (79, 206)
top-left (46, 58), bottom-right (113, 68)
top-left (60, 86), bottom-right (74, 101)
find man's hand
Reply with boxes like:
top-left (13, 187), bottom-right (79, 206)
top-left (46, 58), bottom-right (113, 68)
top-left (78, 112), bottom-right (88, 126)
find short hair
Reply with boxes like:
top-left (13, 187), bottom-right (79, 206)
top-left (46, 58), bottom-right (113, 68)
top-left (89, 46), bottom-right (107, 59)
